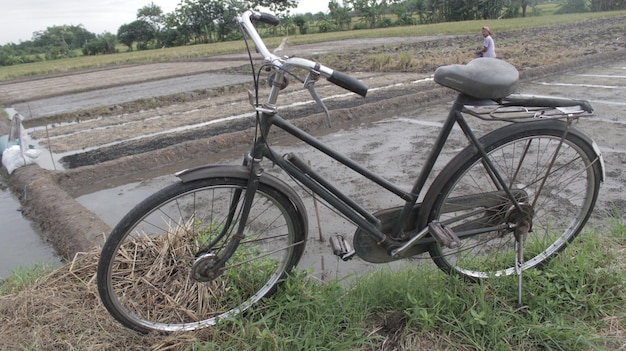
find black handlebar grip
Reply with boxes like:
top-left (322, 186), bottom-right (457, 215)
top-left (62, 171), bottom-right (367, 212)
top-left (255, 12), bottom-right (280, 26)
top-left (328, 71), bottom-right (368, 97)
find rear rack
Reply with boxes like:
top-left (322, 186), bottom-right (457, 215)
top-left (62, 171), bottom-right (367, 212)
top-left (462, 94), bottom-right (594, 123)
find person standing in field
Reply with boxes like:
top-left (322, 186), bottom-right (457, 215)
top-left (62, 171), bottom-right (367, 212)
top-left (475, 26), bottom-right (496, 58)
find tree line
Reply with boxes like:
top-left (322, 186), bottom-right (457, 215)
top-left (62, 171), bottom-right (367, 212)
top-left (1, 0), bottom-right (624, 67)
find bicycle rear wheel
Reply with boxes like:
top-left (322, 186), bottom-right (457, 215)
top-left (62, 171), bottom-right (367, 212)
top-left (97, 176), bottom-right (307, 333)
top-left (420, 120), bottom-right (603, 280)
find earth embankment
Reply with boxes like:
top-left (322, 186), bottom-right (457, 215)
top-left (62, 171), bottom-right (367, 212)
top-left (0, 15), bottom-right (625, 350)
top-left (2, 14), bottom-right (625, 259)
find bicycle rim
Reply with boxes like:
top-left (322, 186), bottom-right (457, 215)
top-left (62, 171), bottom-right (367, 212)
top-left (97, 178), bottom-right (305, 332)
top-left (425, 123), bottom-right (601, 279)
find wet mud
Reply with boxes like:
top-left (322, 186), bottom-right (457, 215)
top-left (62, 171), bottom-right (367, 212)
top-left (2, 17), bottom-right (625, 266)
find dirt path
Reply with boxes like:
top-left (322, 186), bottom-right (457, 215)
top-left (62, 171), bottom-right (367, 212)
top-left (1, 36), bottom-right (455, 109)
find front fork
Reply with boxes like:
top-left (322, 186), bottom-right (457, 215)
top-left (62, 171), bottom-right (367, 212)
top-left (191, 150), bottom-right (264, 282)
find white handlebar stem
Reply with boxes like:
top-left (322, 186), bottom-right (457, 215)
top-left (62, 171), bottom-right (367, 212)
top-left (238, 10), bottom-right (334, 78)
top-left (238, 10), bottom-right (367, 98)
top-left (238, 11), bottom-right (277, 63)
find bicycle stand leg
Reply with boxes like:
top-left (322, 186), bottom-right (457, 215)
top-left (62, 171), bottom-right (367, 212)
top-left (506, 204), bottom-right (533, 309)
top-left (515, 237), bottom-right (523, 307)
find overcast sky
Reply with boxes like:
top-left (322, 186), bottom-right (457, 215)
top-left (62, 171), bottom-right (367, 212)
top-left (0, 0), bottom-right (328, 45)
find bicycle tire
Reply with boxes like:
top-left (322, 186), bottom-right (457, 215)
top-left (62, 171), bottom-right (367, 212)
top-left (97, 176), bottom-right (307, 333)
top-left (420, 119), bottom-right (603, 280)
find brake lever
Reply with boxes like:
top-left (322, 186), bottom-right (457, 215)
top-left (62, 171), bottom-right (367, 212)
top-left (304, 67), bottom-right (332, 128)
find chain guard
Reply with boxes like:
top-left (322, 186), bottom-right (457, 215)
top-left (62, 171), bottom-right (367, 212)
top-left (353, 205), bottom-right (427, 263)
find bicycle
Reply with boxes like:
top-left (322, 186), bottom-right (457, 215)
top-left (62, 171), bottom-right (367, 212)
top-left (97, 10), bottom-right (605, 333)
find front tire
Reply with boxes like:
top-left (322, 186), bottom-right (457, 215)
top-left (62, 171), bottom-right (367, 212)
top-left (420, 120), bottom-right (603, 280)
top-left (97, 177), bottom-right (307, 333)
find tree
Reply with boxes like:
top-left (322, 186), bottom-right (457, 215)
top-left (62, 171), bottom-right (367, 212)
top-left (391, 2), bottom-right (416, 25)
top-left (520, 0), bottom-right (532, 17)
top-left (293, 14), bottom-right (309, 34)
top-left (137, 2), bottom-right (165, 45)
top-left (32, 25), bottom-right (96, 58)
top-left (82, 32), bottom-right (117, 55)
top-left (117, 23), bottom-right (135, 50)
top-left (220, 2), bottom-right (246, 40)
top-left (246, 0), bottom-right (298, 13)
top-left (137, 2), bottom-right (164, 29)
top-left (328, 0), bottom-right (352, 30)
top-left (345, 0), bottom-right (391, 28)
top-left (556, 0), bottom-right (588, 13)
top-left (404, 0), bottom-right (432, 24)
top-left (590, 0), bottom-right (626, 11)
top-left (170, 0), bottom-right (222, 43)
top-left (161, 0), bottom-right (300, 45)
top-left (116, 20), bottom-right (155, 50)
top-left (160, 28), bottom-right (185, 47)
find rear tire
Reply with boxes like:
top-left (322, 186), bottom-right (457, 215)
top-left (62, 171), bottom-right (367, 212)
top-left (97, 177), bottom-right (307, 333)
top-left (420, 120), bottom-right (603, 280)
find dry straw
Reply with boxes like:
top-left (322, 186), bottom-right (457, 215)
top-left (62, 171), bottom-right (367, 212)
top-left (0, 237), bottom-right (217, 350)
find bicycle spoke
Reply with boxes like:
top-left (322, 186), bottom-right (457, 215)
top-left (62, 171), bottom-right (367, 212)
top-left (98, 178), bottom-right (305, 332)
top-left (424, 122), bottom-right (601, 280)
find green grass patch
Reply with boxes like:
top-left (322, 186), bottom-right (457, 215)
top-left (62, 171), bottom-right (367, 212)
top-left (1, 218), bottom-right (623, 349)
top-left (0, 263), bottom-right (57, 295)
top-left (192, 218), bottom-right (625, 350)
top-left (0, 40), bottom-right (249, 80)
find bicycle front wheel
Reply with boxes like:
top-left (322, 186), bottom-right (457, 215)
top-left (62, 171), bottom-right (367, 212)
top-left (97, 176), bottom-right (307, 333)
top-left (420, 120), bottom-right (603, 280)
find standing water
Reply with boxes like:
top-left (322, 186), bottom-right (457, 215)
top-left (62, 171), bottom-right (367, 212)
top-left (1, 108), bottom-right (61, 279)
top-left (0, 179), bottom-right (61, 279)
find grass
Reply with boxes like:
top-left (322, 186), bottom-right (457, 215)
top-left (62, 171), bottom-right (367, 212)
top-left (1, 10), bottom-right (625, 81)
top-left (0, 263), bottom-right (57, 294)
top-left (0, 40), bottom-right (248, 80)
top-left (0, 217), bottom-right (623, 349)
top-left (193, 218), bottom-right (625, 350)
top-left (181, 219), bottom-right (623, 350)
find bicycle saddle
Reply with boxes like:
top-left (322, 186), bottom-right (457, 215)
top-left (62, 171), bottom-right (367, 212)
top-left (434, 58), bottom-right (519, 99)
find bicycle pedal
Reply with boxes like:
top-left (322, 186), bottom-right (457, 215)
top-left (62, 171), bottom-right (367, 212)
top-left (330, 235), bottom-right (356, 261)
top-left (428, 221), bottom-right (461, 249)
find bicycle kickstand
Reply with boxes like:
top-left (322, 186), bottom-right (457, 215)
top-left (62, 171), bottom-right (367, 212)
top-left (513, 218), bottom-right (531, 309)
top-left (515, 236), bottom-right (523, 307)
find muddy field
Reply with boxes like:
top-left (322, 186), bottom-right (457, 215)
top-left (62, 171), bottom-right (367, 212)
top-left (4, 15), bottom-right (624, 258)
top-left (0, 15), bottom-right (625, 350)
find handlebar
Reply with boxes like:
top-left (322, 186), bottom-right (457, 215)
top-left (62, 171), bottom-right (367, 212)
top-left (238, 10), bottom-right (368, 97)
top-left (328, 70), bottom-right (368, 97)
top-left (254, 12), bottom-right (281, 26)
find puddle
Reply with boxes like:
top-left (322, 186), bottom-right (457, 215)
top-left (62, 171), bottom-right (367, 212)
top-left (76, 175), bottom-right (177, 228)
top-left (0, 181), bottom-right (62, 279)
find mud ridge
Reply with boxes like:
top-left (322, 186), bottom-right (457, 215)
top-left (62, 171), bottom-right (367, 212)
top-left (6, 166), bottom-right (109, 256)
top-left (5, 48), bottom-right (626, 260)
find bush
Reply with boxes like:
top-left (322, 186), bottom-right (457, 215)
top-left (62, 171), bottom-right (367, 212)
top-left (82, 33), bottom-right (117, 55)
top-left (556, 0), bottom-right (589, 14)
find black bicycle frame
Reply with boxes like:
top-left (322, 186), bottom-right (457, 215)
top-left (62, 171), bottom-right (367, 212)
top-left (242, 93), bottom-right (522, 251)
